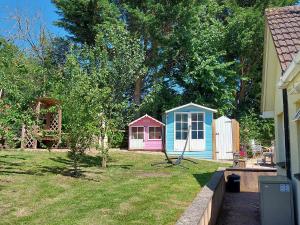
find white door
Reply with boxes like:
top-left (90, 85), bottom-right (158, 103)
top-left (174, 112), bottom-right (205, 151)
top-left (130, 127), bottom-right (144, 149)
top-left (216, 116), bottom-right (233, 160)
top-left (190, 113), bottom-right (205, 151)
top-left (174, 113), bottom-right (189, 151)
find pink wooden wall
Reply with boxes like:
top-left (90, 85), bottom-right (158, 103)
top-left (128, 116), bottom-right (164, 151)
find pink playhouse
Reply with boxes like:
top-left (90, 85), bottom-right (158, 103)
top-left (128, 114), bottom-right (165, 151)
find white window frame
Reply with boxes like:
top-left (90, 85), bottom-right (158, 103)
top-left (173, 112), bottom-right (206, 142)
top-left (191, 112), bottom-right (205, 140)
top-left (148, 126), bottom-right (162, 140)
top-left (131, 126), bottom-right (144, 140)
top-left (175, 112), bottom-right (189, 140)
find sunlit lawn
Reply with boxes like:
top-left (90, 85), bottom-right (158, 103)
top-left (0, 150), bottom-right (226, 225)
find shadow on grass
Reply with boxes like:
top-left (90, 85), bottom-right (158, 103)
top-left (0, 152), bottom-right (134, 179)
top-left (0, 156), bottom-right (42, 176)
top-left (0, 155), bottom-right (26, 160)
top-left (193, 172), bottom-right (215, 187)
top-left (42, 154), bottom-right (133, 179)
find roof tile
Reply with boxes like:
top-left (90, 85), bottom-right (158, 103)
top-left (266, 6), bottom-right (300, 71)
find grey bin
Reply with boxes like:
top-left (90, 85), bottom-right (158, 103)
top-left (259, 176), bottom-right (294, 225)
top-left (226, 174), bottom-right (240, 192)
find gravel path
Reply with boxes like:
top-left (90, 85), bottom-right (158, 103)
top-left (217, 192), bottom-right (261, 225)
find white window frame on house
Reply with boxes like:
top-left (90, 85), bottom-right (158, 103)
top-left (191, 112), bottom-right (205, 140)
top-left (148, 126), bottom-right (162, 140)
top-left (173, 112), bottom-right (206, 152)
top-left (174, 112), bottom-right (205, 141)
top-left (131, 126), bottom-right (144, 140)
top-left (175, 112), bottom-right (189, 140)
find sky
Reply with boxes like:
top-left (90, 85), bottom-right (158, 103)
top-left (0, 0), bottom-right (68, 47)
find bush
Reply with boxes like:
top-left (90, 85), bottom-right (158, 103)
top-left (239, 110), bottom-right (274, 147)
top-left (108, 130), bottom-right (124, 148)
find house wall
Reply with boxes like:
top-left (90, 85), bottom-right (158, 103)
top-left (261, 25), bottom-right (281, 113)
top-left (165, 105), bottom-right (213, 159)
top-left (286, 79), bottom-right (300, 224)
top-left (263, 26), bottom-right (285, 169)
top-left (128, 117), bottom-right (163, 151)
top-left (263, 24), bottom-right (300, 224)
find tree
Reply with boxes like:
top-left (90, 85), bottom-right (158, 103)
top-left (162, 1), bottom-right (237, 114)
top-left (54, 23), bottom-right (145, 170)
top-left (91, 23), bottom-right (145, 167)
top-left (53, 0), bottom-right (121, 46)
top-left (239, 110), bottom-right (274, 147)
top-left (223, 0), bottom-right (297, 116)
top-left (56, 51), bottom-right (106, 175)
top-left (0, 38), bottom-right (43, 147)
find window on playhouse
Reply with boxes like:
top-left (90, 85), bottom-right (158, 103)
top-left (175, 113), bottom-right (188, 140)
top-left (191, 113), bottom-right (204, 140)
top-left (149, 127), bottom-right (162, 140)
top-left (131, 127), bottom-right (144, 139)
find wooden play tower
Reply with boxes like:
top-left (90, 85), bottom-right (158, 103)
top-left (21, 97), bottom-right (62, 149)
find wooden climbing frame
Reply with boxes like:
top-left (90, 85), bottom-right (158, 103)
top-left (21, 97), bottom-right (62, 149)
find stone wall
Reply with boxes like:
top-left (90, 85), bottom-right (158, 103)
top-left (176, 169), bottom-right (225, 225)
top-left (175, 167), bottom-right (278, 225)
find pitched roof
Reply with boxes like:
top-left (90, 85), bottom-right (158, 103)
top-left (265, 6), bottom-right (300, 71)
top-left (165, 103), bottom-right (217, 113)
top-left (128, 114), bottom-right (165, 126)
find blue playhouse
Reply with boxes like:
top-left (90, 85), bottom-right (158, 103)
top-left (163, 103), bottom-right (217, 159)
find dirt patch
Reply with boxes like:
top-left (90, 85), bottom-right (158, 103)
top-left (0, 178), bottom-right (13, 184)
top-left (99, 208), bottom-right (111, 214)
top-left (15, 207), bottom-right (32, 217)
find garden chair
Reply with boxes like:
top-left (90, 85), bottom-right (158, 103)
top-left (250, 141), bottom-right (263, 159)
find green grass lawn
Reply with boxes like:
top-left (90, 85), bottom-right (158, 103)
top-left (0, 150), bottom-right (226, 225)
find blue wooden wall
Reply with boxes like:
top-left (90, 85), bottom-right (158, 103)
top-left (164, 105), bottom-right (213, 159)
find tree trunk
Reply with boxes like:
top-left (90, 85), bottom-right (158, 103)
top-left (100, 134), bottom-right (107, 168)
top-left (72, 150), bottom-right (79, 177)
top-left (133, 76), bottom-right (142, 105)
top-left (102, 154), bottom-right (107, 168)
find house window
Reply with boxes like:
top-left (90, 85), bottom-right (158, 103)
top-left (149, 127), bottom-right (162, 140)
top-left (175, 113), bottom-right (188, 140)
top-left (131, 127), bottom-right (144, 139)
top-left (191, 113), bottom-right (204, 139)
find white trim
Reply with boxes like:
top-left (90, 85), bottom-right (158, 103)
top-left (260, 111), bottom-right (275, 119)
top-left (174, 112), bottom-right (189, 141)
top-left (190, 112), bottom-right (206, 152)
top-left (174, 112), bottom-right (189, 152)
top-left (148, 126), bottom-right (162, 140)
top-left (288, 82), bottom-right (300, 95)
top-left (278, 51), bottom-right (300, 89)
top-left (173, 112), bottom-right (206, 152)
top-left (293, 108), bottom-right (300, 121)
top-left (165, 102), bottom-right (217, 113)
top-left (261, 24), bottom-right (272, 113)
top-left (128, 114), bottom-right (165, 126)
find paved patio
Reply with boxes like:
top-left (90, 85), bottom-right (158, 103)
top-left (216, 192), bottom-right (260, 225)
